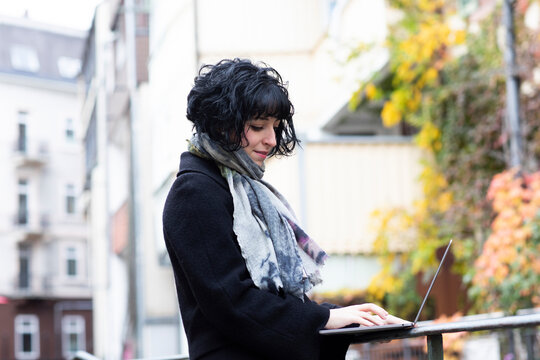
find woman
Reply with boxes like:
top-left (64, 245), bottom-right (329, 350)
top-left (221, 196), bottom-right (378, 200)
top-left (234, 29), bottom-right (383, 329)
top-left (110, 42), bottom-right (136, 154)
top-left (163, 58), bottom-right (403, 360)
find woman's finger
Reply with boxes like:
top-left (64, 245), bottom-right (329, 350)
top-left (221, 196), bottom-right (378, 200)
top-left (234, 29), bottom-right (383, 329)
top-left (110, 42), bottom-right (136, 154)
top-left (354, 303), bottom-right (389, 320)
top-left (384, 314), bottom-right (410, 324)
top-left (355, 311), bottom-right (385, 326)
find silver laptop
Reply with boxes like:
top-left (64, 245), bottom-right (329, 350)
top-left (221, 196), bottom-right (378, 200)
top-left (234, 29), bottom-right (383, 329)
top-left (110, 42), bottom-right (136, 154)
top-left (320, 239), bottom-right (453, 336)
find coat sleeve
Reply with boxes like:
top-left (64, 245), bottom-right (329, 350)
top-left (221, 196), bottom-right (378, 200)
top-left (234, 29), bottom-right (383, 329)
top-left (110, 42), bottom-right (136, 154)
top-left (163, 171), bottom-right (331, 359)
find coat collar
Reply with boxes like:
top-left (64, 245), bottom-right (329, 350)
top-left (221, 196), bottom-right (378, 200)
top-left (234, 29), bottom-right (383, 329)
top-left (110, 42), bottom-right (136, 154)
top-left (178, 151), bottom-right (227, 188)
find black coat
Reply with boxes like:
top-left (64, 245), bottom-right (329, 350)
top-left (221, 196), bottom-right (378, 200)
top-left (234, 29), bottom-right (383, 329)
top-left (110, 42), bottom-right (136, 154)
top-left (163, 152), bottom-right (349, 359)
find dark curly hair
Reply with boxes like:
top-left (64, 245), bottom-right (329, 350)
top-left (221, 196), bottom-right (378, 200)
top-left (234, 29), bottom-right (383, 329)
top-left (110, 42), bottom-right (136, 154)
top-left (186, 58), bottom-right (299, 156)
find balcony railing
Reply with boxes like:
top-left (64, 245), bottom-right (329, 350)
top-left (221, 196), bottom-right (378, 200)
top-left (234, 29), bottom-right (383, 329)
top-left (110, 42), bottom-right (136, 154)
top-left (72, 313), bottom-right (540, 360)
top-left (12, 273), bottom-right (46, 296)
top-left (12, 140), bottom-right (49, 168)
top-left (13, 213), bottom-right (50, 240)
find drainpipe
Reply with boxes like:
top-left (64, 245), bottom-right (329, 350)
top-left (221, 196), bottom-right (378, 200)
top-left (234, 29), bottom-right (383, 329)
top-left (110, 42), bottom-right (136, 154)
top-left (193, 0), bottom-right (201, 72)
top-left (124, 0), bottom-right (145, 357)
top-left (503, 0), bottom-right (522, 169)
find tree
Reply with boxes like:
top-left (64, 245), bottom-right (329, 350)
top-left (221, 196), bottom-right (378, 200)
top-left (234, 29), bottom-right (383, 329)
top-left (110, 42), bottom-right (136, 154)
top-left (352, 0), bottom-right (540, 315)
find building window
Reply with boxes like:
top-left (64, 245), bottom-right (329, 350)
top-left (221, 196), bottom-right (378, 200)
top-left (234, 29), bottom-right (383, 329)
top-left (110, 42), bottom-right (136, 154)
top-left (19, 246), bottom-right (30, 290)
top-left (10, 45), bottom-right (40, 73)
top-left (57, 56), bottom-right (81, 79)
top-left (14, 314), bottom-right (40, 360)
top-left (18, 179), bottom-right (28, 225)
top-left (66, 118), bottom-right (75, 141)
top-left (17, 111), bottom-right (28, 153)
top-left (66, 247), bottom-right (78, 277)
top-left (62, 315), bottom-right (85, 358)
top-left (66, 184), bottom-right (76, 214)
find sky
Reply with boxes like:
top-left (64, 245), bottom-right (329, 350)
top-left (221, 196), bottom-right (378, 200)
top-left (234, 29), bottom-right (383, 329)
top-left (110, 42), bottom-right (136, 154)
top-left (0, 0), bottom-right (101, 30)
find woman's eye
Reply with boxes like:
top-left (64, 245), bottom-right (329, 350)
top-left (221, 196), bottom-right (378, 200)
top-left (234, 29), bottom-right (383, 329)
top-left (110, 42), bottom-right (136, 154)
top-left (250, 125), bottom-right (263, 131)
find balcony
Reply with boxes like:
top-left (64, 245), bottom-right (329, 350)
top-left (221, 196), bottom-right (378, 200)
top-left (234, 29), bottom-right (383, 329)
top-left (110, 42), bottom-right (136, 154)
top-left (13, 271), bottom-right (91, 299)
top-left (13, 212), bottom-right (50, 241)
top-left (12, 272), bottom-right (51, 298)
top-left (12, 140), bottom-right (49, 169)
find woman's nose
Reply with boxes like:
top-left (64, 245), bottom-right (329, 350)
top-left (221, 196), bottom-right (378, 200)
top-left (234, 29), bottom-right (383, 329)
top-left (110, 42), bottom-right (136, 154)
top-left (264, 129), bottom-right (277, 147)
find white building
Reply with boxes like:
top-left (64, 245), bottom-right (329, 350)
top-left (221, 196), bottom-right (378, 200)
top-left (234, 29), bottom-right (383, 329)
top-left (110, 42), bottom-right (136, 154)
top-left (81, 1), bottom-right (182, 359)
top-left (0, 16), bottom-right (93, 360)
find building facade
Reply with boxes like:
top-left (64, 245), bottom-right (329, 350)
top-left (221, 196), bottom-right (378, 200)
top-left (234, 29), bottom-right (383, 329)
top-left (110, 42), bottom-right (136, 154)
top-left (80, 1), bottom-right (182, 359)
top-left (0, 16), bottom-right (93, 360)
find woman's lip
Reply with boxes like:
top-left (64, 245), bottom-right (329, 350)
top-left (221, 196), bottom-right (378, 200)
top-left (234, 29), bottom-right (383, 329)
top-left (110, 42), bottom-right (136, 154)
top-left (254, 151), bottom-right (268, 158)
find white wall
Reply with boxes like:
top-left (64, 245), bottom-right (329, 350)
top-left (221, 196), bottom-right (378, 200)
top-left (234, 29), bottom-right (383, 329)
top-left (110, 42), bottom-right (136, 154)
top-left (149, 0), bottom-right (198, 191)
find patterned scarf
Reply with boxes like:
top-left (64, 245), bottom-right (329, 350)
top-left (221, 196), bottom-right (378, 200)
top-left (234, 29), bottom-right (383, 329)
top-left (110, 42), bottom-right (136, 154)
top-left (188, 133), bottom-right (327, 300)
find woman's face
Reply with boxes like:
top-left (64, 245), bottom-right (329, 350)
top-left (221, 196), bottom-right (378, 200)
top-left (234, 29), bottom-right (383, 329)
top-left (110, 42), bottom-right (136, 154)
top-left (242, 117), bottom-right (280, 166)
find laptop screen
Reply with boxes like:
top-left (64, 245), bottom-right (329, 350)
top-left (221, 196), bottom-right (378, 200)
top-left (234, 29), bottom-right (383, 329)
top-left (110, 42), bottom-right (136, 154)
top-left (412, 239), bottom-right (453, 324)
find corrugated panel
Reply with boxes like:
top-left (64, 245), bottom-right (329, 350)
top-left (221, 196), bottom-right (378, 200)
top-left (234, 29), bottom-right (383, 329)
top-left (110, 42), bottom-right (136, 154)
top-left (265, 141), bottom-right (423, 254)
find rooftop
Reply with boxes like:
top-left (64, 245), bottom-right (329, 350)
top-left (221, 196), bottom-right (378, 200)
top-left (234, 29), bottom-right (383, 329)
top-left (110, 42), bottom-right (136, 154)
top-left (0, 15), bottom-right (86, 83)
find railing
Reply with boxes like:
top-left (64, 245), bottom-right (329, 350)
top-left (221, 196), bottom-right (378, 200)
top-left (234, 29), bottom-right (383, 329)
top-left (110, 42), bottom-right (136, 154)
top-left (72, 351), bottom-right (189, 360)
top-left (13, 212), bottom-right (50, 238)
top-left (73, 313), bottom-right (540, 360)
top-left (347, 313), bottom-right (540, 360)
top-left (12, 140), bottom-right (49, 168)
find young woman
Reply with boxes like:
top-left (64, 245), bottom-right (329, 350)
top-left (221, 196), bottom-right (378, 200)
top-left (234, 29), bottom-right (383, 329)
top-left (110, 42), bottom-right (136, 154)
top-left (163, 58), bottom-right (403, 360)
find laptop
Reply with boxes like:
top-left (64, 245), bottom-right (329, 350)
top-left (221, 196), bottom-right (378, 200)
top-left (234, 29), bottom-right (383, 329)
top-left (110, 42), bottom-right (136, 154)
top-left (319, 239), bottom-right (453, 336)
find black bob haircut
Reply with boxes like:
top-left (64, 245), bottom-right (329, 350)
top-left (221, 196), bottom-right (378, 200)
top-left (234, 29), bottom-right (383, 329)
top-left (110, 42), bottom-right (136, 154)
top-left (186, 58), bottom-right (299, 156)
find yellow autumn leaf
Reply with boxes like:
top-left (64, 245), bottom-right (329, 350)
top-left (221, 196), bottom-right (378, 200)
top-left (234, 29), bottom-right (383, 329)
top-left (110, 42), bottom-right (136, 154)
top-left (437, 191), bottom-right (453, 212)
top-left (407, 88), bottom-right (422, 111)
top-left (381, 101), bottom-right (402, 127)
top-left (365, 83), bottom-right (377, 100)
top-left (397, 61), bottom-right (415, 82)
top-left (418, 0), bottom-right (435, 12)
top-left (424, 67), bottom-right (438, 85)
top-left (453, 29), bottom-right (466, 45)
top-left (415, 122), bottom-right (441, 149)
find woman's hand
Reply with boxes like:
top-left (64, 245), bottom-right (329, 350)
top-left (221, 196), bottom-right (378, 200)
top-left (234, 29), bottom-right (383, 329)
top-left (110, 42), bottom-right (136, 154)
top-left (324, 303), bottom-right (407, 330)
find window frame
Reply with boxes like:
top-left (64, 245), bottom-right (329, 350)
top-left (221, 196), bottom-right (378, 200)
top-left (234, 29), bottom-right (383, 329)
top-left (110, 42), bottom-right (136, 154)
top-left (10, 45), bottom-right (40, 73)
top-left (17, 111), bottom-right (28, 153)
top-left (65, 246), bottom-right (78, 278)
top-left (57, 56), bottom-right (81, 79)
top-left (65, 118), bottom-right (75, 141)
top-left (14, 314), bottom-right (40, 360)
top-left (19, 246), bottom-right (31, 289)
top-left (18, 179), bottom-right (29, 225)
top-left (65, 184), bottom-right (76, 215)
top-left (61, 315), bottom-right (86, 358)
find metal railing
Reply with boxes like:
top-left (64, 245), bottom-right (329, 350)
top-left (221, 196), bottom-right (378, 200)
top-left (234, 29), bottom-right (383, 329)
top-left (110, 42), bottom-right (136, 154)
top-left (347, 313), bottom-right (540, 360)
top-left (73, 313), bottom-right (540, 360)
top-left (72, 351), bottom-right (189, 360)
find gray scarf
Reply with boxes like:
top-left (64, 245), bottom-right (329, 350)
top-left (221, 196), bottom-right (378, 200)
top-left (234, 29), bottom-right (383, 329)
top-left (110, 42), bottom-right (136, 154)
top-left (189, 133), bottom-right (327, 300)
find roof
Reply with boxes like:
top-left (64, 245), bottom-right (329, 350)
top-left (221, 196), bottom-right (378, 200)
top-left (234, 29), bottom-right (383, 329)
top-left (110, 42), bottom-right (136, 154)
top-left (0, 16), bottom-right (86, 83)
top-left (322, 64), bottom-right (418, 136)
